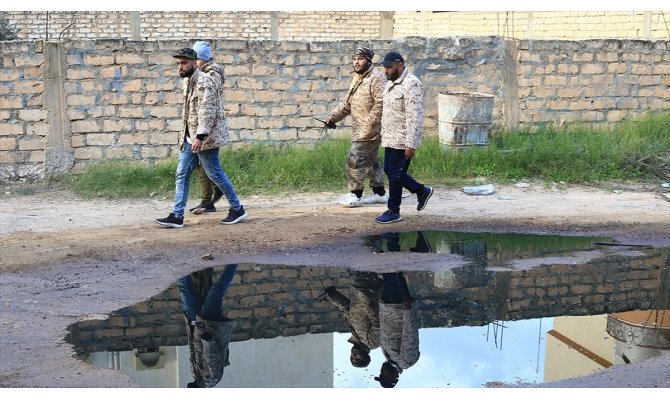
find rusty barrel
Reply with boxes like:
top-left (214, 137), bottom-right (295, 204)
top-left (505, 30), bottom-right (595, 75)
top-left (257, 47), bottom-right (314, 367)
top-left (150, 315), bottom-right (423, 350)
top-left (438, 91), bottom-right (494, 149)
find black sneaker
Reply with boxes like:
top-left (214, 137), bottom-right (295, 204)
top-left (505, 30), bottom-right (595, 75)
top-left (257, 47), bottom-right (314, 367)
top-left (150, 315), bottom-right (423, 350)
top-left (417, 186), bottom-right (433, 211)
top-left (191, 202), bottom-right (216, 215)
top-left (156, 213), bottom-right (184, 228)
top-left (221, 206), bottom-right (247, 225)
top-left (211, 186), bottom-right (224, 205)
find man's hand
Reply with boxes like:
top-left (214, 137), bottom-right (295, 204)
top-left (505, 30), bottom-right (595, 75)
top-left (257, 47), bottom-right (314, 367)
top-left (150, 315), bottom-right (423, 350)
top-left (405, 147), bottom-right (415, 160)
top-left (191, 138), bottom-right (203, 152)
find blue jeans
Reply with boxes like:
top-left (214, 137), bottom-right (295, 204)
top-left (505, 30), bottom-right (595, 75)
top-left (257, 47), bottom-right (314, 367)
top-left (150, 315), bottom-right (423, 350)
top-left (383, 147), bottom-right (424, 214)
top-left (178, 264), bottom-right (238, 322)
top-left (173, 142), bottom-right (241, 218)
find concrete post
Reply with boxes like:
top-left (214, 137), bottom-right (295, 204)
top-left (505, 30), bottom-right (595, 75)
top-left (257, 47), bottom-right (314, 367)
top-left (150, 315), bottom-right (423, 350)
top-left (380, 12), bottom-right (394, 39)
top-left (130, 11), bottom-right (141, 40)
top-left (43, 42), bottom-right (74, 175)
top-left (502, 39), bottom-right (520, 131)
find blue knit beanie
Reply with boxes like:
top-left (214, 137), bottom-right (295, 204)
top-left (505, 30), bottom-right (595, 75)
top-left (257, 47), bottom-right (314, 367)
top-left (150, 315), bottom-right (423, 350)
top-left (192, 41), bottom-right (212, 61)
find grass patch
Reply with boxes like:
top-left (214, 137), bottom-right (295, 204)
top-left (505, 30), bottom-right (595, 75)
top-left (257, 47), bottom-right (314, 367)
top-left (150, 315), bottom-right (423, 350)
top-left (66, 111), bottom-right (670, 199)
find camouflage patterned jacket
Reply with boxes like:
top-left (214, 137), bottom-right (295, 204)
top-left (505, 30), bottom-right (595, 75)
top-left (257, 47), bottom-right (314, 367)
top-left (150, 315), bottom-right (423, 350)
top-left (184, 315), bottom-right (233, 388)
top-left (328, 66), bottom-right (385, 142)
top-left (179, 66), bottom-right (230, 151)
top-left (381, 68), bottom-right (424, 150)
top-left (379, 299), bottom-right (420, 371)
top-left (325, 285), bottom-right (381, 350)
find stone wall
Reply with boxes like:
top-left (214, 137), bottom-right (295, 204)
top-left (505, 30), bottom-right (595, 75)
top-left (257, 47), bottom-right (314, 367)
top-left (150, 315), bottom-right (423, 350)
top-left (0, 37), bottom-right (509, 179)
top-left (1, 37), bottom-right (669, 180)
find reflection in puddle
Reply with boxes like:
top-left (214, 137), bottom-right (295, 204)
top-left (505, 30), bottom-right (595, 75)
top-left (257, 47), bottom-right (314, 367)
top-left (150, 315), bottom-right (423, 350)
top-left (66, 231), bottom-right (669, 388)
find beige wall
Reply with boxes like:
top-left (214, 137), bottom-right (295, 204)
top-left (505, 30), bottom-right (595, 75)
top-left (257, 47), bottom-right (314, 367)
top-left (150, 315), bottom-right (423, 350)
top-left (3, 11), bottom-right (669, 41)
top-left (394, 11), bottom-right (670, 40)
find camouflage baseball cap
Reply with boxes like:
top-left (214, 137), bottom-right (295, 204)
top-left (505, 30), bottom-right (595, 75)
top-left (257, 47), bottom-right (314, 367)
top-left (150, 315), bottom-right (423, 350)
top-left (173, 48), bottom-right (197, 60)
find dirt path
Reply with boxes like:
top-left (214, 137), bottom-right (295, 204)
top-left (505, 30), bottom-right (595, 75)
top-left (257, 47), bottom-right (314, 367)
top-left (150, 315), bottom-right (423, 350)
top-left (0, 183), bottom-right (669, 388)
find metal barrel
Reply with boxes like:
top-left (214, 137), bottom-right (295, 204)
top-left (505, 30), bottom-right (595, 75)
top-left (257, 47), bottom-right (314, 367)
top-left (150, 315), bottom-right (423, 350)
top-left (438, 91), bottom-right (494, 149)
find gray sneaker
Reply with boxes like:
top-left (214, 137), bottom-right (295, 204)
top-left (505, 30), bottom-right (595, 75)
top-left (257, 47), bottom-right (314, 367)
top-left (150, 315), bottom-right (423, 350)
top-left (221, 206), bottom-right (247, 225)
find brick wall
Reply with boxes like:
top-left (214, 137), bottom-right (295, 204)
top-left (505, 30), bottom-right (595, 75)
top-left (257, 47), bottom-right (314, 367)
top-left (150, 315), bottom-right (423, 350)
top-left (4, 11), bottom-right (669, 41)
top-left (67, 251), bottom-right (667, 353)
top-left (393, 11), bottom-right (670, 40)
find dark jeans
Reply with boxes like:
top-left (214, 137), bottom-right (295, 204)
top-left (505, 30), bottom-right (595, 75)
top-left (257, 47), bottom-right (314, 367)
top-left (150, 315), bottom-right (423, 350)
top-left (381, 272), bottom-right (410, 304)
top-left (178, 264), bottom-right (238, 322)
top-left (383, 147), bottom-right (424, 214)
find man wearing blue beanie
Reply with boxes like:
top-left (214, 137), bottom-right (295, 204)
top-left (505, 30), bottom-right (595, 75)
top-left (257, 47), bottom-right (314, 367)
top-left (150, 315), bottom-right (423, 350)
top-left (188, 41), bottom-right (228, 216)
top-left (193, 40), bottom-right (212, 62)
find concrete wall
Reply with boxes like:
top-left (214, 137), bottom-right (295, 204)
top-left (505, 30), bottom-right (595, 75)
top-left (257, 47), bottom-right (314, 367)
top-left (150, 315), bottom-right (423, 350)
top-left (1, 37), bottom-right (668, 180)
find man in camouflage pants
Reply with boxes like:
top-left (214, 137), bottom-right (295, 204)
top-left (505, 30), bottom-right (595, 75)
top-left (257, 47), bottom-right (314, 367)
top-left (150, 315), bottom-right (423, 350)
top-left (156, 47), bottom-right (247, 228)
top-left (325, 47), bottom-right (387, 208)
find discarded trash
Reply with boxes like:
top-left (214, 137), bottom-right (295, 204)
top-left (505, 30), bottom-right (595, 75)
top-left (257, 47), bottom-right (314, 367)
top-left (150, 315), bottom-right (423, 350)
top-left (201, 253), bottom-right (214, 260)
top-left (514, 182), bottom-right (531, 188)
top-left (661, 183), bottom-right (670, 192)
top-left (612, 190), bottom-right (623, 194)
top-left (462, 184), bottom-right (496, 195)
top-left (496, 194), bottom-right (516, 200)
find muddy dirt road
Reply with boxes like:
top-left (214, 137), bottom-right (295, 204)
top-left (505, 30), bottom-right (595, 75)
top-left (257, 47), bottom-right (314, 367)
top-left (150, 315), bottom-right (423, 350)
top-left (1, 183), bottom-right (669, 388)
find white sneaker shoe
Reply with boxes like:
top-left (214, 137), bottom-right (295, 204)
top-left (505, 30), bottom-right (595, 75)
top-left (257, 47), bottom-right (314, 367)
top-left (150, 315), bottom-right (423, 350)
top-left (360, 193), bottom-right (388, 204)
top-left (339, 193), bottom-right (361, 208)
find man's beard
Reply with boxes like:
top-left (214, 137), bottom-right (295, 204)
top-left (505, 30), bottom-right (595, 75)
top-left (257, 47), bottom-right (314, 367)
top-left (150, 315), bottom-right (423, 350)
top-left (179, 66), bottom-right (195, 78)
top-left (354, 61), bottom-right (371, 74)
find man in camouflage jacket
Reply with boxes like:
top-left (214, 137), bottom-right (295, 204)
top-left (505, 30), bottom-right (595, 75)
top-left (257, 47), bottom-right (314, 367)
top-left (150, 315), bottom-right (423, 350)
top-left (156, 47), bottom-right (247, 228)
top-left (188, 41), bottom-right (226, 215)
top-left (324, 271), bottom-right (383, 367)
top-left (375, 51), bottom-right (433, 224)
top-left (178, 265), bottom-right (238, 388)
top-left (374, 272), bottom-right (420, 388)
top-left (325, 47), bottom-right (387, 208)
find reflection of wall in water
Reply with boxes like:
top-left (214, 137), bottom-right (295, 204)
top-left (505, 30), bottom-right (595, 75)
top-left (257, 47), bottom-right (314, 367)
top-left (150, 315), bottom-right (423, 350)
top-left (68, 252), bottom-right (667, 355)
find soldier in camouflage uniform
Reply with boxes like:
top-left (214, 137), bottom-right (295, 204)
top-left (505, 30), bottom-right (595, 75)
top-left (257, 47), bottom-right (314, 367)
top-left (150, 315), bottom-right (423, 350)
top-left (156, 47), bottom-right (247, 228)
top-left (375, 51), bottom-right (433, 224)
top-left (178, 265), bottom-right (237, 387)
top-left (188, 41), bottom-right (224, 215)
top-left (325, 47), bottom-right (387, 208)
top-left (374, 272), bottom-right (420, 388)
top-left (324, 270), bottom-right (383, 368)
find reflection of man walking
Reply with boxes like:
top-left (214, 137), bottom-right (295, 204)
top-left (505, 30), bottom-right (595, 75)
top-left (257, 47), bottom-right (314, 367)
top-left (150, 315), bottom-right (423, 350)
top-left (324, 271), bottom-right (382, 367)
top-left (325, 47), bottom-right (387, 208)
top-left (375, 272), bottom-right (420, 388)
top-left (178, 264), bottom-right (237, 388)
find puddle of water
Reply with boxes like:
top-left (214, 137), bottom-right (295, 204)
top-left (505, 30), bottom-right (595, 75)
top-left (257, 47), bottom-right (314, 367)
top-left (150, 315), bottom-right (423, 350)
top-left (66, 231), bottom-right (669, 388)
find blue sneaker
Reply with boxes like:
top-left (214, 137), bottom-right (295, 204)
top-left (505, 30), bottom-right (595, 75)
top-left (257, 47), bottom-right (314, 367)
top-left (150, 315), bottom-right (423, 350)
top-left (376, 210), bottom-right (402, 224)
top-left (417, 186), bottom-right (433, 211)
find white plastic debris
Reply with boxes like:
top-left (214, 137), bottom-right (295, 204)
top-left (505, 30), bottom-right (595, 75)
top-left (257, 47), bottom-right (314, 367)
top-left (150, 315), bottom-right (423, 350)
top-left (514, 182), bottom-right (531, 188)
top-left (462, 184), bottom-right (496, 195)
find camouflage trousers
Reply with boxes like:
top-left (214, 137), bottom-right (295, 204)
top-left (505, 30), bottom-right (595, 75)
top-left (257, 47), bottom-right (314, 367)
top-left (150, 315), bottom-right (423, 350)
top-left (347, 139), bottom-right (385, 192)
top-left (195, 165), bottom-right (215, 203)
